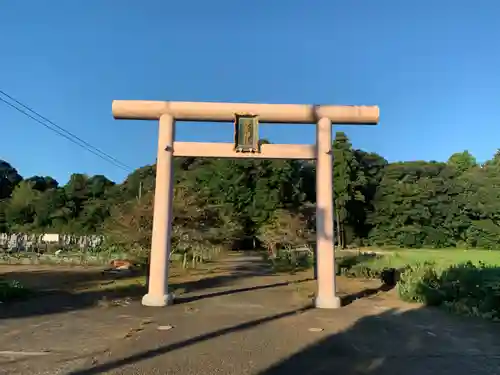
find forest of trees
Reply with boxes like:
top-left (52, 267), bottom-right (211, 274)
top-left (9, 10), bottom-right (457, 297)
top-left (2, 131), bottom-right (500, 252)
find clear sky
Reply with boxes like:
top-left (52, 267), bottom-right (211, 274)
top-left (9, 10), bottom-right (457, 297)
top-left (1, 1), bottom-right (499, 184)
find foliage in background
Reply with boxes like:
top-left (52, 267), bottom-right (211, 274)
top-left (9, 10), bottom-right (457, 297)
top-left (2, 137), bottom-right (500, 251)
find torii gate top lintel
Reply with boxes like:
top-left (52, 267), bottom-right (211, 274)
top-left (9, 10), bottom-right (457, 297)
top-left (112, 100), bottom-right (379, 125)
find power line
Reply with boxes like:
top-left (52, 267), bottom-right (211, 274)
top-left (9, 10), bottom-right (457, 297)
top-left (0, 90), bottom-right (132, 171)
top-left (0, 90), bottom-right (133, 172)
top-left (0, 95), bottom-right (131, 172)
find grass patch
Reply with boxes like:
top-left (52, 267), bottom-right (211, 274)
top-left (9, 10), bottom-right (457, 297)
top-left (338, 249), bottom-right (500, 279)
top-left (376, 248), bottom-right (500, 267)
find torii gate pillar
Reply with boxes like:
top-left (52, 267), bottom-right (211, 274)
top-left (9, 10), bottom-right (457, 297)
top-left (112, 100), bottom-right (380, 308)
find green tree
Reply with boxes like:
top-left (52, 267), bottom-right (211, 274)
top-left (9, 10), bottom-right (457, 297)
top-left (87, 175), bottom-right (114, 198)
top-left (64, 173), bottom-right (90, 221)
top-left (332, 132), bottom-right (366, 248)
top-left (352, 150), bottom-right (387, 239)
top-left (0, 160), bottom-right (22, 200)
top-left (447, 150), bottom-right (477, 173)
top-left (33, 188), bottom-right (68, 230)
top-left (25, 176), bottom-right (59, 192)
top-left (5, 180), bottom-right (40, 230)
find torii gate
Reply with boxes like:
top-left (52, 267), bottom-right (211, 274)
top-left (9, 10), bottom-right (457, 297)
top-left (112, 100), bottom-right (379, 308)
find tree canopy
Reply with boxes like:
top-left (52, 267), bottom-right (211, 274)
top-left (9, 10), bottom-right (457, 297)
top-left (2, 133), bottom-right (500, 250)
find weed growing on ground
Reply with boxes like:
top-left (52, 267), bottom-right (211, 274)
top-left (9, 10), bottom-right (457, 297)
top-left (0, 279), bottom-right (31, 302)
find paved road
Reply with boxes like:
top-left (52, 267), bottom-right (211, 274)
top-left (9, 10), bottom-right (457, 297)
top-left (1, 255), bottom-right (500, 374)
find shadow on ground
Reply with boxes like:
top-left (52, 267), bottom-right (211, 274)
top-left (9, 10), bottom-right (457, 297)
top-left (0, 267), bottom-right (141, 291)
top-left (68, 305), bottom-right (315, 375)
top-left (258, 309), bottom-right (500, 374)
top-left (260, 310), bottom-right (500, 374)
top-left (0, 258), bottom-right (314, 319)
top-left (341, 283), bottom-right (395, 306)
top-left (0, 265), bottom-right (389, 321)
top-left (67, 304), bottom-right (500, 375)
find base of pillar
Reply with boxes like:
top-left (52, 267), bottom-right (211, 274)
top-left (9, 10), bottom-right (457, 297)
top-left (315, 294), bottom-right (341, 309)
top-left (141, 292), bottom-right (174, 307)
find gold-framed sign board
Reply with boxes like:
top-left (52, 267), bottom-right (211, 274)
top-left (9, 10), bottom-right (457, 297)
top-left (234, 113), bottom-right (259, 153)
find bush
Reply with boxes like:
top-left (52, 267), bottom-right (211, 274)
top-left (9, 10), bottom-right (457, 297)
top-left (397, 261), bottom-right (500, 320)
top-left (0, 279), bottom-right (31, 302)
top-left (265, 246), bottom-right (500, 321)
top-left (337, 254), bottom-right (500, 321)
top-left (397, 262), bottom-right (441, 304)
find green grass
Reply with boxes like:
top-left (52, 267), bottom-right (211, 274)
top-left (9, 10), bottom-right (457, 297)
top-left (266, 247), bottom-right (500, 278)
top-left (388, 248), bottom-right (500, 264)
top-left (341, 248), bottom-right (500, 274)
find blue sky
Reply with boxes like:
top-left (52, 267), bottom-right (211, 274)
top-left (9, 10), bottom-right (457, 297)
top-left (1, 1), bottom-right (500, 184)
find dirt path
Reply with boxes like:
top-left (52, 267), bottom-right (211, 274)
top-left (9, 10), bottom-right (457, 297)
top-left (1, 255), bottom-right (500, 374)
